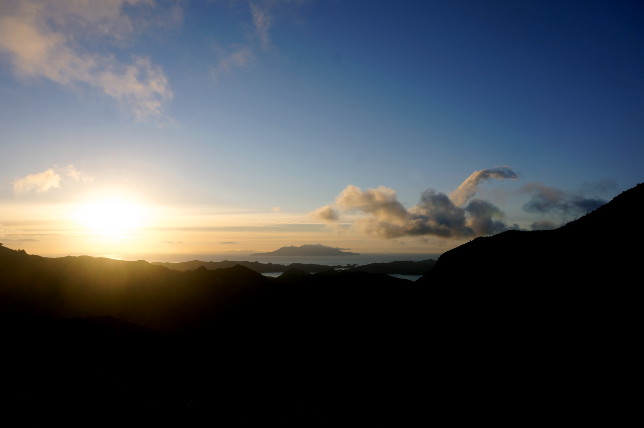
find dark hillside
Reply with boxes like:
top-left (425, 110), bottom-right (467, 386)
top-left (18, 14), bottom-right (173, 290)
top-left (0, 184), bottom-right (640, 425)
top-left (423, 182), bottom-right (643, 285)
top-left (0, 246), bottom-right (431, 425)
top-left (416, 183), bottom-right (642, 424)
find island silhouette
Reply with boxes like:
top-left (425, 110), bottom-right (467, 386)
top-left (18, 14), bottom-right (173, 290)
top-left (251, 243), bottom-right (359, 256)
top-left (0, 183), bottom-right (640, 426)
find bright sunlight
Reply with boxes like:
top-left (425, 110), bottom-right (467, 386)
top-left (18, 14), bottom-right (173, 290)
top-left (73, 198), bottom-right (145, 238)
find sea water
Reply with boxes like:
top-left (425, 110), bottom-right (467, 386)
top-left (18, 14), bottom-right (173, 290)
top-left (127, 252), bottom-right (441, 266)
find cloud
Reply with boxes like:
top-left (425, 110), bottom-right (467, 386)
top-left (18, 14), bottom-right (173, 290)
top-left (12, 165), bottom-right (93, 196)
top-left (64, 165), bottom-right (94, 183)
top-left (210, 44), bottom-right (255, 82)
top-left (0, 0), bottom-right (173, 122)
top-left (450, 167), bottom-right (518, 206)
top-left (315, 170), bottom-right (514, 240)
top-left (313, 170), bottom-right (612, 240)
top-left (521, 182), bottom-right (606, 217)
top-left (251, 3), bottom-right (272, 48)
top-left (210, 0), bottom-right (305, 81)
top-left (337, 185), bottom-right (409, 223)
top-left (464, 199), bottom-right (508, 236)
top-left (311, 205), bottom-right (340, 222)
top-left (12, 169), bottom-right (61, 195)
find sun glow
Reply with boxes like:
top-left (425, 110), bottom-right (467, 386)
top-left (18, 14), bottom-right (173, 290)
top-left (74, 198), bottom-right (145, 238)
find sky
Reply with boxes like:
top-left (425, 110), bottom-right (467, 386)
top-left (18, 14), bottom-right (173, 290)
top-left (0, 0), bottom-right (642, 260)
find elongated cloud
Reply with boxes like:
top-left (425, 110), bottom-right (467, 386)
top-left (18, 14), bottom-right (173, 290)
top-left (13, 169), bottom-right (61, 195)
top-left (211, 0), bottom-right (305, 81)
top-left (450, 167), bottom-right (518, 206)
top-left (521, 182), bottom-right (606, 216)
top-left (0, 0), bottom-right (173, 122)
top-left (314, 170), bottom-right (514, 240)
top-left (251, 3), bottom-right (273, 48)
top-left (211, 44), bottom-right (255, 82)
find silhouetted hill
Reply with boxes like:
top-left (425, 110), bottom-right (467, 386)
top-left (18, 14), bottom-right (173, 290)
top-left (347, 259), bottom-right (435, 275)
top-left (153, 259), bottom-right (351, 273)
top-left (251, 243), bottom-right (358, 256)
top-left (153, 258), bottom-right (433, 275)
top-left (0, 247), bottom-right (429, 425)
top-left (413, 183), bottom-right (642, 424)
top-left (422, 182), bottom-right (643, 285)
top-left (0, 185), bottom-right (640, 425)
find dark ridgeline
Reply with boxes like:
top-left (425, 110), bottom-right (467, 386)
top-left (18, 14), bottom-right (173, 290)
top-left (0, 183), bottom-right (641, 426)
top-left (153, 258), bottom-right (435, 275)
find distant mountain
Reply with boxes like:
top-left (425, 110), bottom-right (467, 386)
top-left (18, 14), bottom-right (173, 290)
top-left (251, 244), bottom-right (358, 256)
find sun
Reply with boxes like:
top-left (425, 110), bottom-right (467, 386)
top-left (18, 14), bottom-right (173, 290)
top-left (74, 198), bottom-right (145, 238)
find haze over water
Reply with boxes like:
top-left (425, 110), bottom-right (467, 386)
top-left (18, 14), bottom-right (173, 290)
top-left (99, 252), bottom-right (440, 266)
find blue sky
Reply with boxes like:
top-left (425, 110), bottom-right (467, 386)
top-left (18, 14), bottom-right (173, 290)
top-left (0, 0), bottom-right (642, 258)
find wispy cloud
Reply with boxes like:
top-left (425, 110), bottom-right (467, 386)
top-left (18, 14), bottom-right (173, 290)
top-left (210, 0), bottom-right (305, 80)
top-left (250, 2), bottom-right (273, 48)
top-left (521, 182), bottom-right (606, 217)
top-left (0, 0), bottom-right (174, 122)
top-left (211, 44), bottom-right (255, 81)
top-left (450, 167), bottom-right (518, 206)
top-left (64, 165), bottom-right (95, 183)
top-left (314, 168), bottom-right (518, 240)
top-left (12, 165), bottom-right (93, 196)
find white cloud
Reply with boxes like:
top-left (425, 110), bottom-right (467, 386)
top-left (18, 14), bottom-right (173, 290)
top-left (12, 169), bottom-right (61, 195)
top-left (64, 165), bottom-right (95, 183)
top-left (0, 0), bottom-right (173, 122)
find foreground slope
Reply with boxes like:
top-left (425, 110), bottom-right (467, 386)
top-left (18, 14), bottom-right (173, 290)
top-left (422, 182), bottom-right (642, 285)
top-left (0, 183), bottom-right (641, 425)
top-left (0, 246), bottom-right (427, 425)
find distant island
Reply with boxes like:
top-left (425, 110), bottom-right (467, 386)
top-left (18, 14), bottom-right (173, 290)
top-left (252, 244), bottom-right (359, 256)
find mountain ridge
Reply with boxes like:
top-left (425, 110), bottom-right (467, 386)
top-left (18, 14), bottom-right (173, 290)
top-left (0, 183), bottom-right (641, 425)
top-left (421, 182), bottom-right (642, 285)
top-left (251, 243), bottom-right (358, 256)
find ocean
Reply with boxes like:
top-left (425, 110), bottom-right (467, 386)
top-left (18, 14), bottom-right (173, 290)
top-left (127, 252), bottom-right (441, 266)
